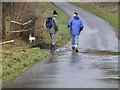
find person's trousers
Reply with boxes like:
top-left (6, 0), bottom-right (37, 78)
top-left (71, 35), bottom-right (79, 45)
top-left (49, 33), bottom-right (56, 46)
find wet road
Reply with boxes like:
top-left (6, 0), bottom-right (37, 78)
top-left (3, 1), bottom-right (119, 88)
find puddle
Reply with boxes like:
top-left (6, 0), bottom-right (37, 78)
top-left (79, 49), bottom-right (120, 55)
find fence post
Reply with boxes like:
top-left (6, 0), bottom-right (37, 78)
top-left (5, 16), bottom-right (11, 40)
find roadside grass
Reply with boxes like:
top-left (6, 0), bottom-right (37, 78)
top-left (70, 2), bottom-right (118, 30)
top-left (2, 2), bottom-right (70, 82)
top-left (2, 43), bottom-right (51, 82)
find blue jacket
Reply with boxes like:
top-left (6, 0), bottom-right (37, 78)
top-left (67, 16), bottom-right (84, 35)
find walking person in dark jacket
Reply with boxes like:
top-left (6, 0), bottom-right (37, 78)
top-left (46, 10), bottom-right (58, 49)
top-left (67, 12), bottom-right (84, 52)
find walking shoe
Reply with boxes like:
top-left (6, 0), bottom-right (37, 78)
top-left (72, 46), bottom-right (75, 50)
top-left (74, 45), bottom-right (78, 53)
top-left (51, 44), bottom-right (55, 50)
top-left (75, 48), bottom-right (79, 53)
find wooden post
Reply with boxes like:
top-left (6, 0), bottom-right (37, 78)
top-left (5, 16), bottom-right (11, 40)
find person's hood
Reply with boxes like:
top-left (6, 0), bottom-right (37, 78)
top-left (73, 16), bottom-right (79, 20)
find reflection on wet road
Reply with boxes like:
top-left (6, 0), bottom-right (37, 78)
top-left (3, 47), bottom-right (119, 88)
top-left (3, 1), bottom-right (119, 88)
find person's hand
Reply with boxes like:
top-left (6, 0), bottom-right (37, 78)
top-left (80, 26), bottom-right (83, 31)
top-left (68, 25), bottom-right (70, 28)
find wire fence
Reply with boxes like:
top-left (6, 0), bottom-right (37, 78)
top-left (1, 15), bottom-right (37, 44)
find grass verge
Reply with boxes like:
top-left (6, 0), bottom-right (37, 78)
top-left (70, 2), bottom-right (118, 30)
top-left (2, 46), bottom-right (51, 82)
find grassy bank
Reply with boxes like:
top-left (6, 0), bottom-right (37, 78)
top-left (2, 42), bottom-right (51, 82)
top-left (2, 39), bottom-right (51, 82)
top-left (70, 2), bottom-right (118, 30)
top-left (2, 2), bottom-right (70, 82)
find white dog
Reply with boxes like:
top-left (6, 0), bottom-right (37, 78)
top-left (29, 34), bottom-right (36, 44)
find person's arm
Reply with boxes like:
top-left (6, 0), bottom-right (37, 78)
top-left (67, 18), bottom-right (72, 28)
top-left (53, 17), bottom-right (58, 31)
top-left (80, 20), bottom-right (84, 31)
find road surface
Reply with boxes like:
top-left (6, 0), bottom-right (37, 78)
top-left (3, 1), bottom-right (119, 88)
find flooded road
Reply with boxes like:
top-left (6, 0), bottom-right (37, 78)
top-left (3, 1), bottom-right (119, 88)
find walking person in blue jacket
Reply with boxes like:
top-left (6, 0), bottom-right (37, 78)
top-left (67, 12), bottom-right (84, 52)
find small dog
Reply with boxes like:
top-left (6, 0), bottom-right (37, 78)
top-left (29, 34), bottom-right (36, 44)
